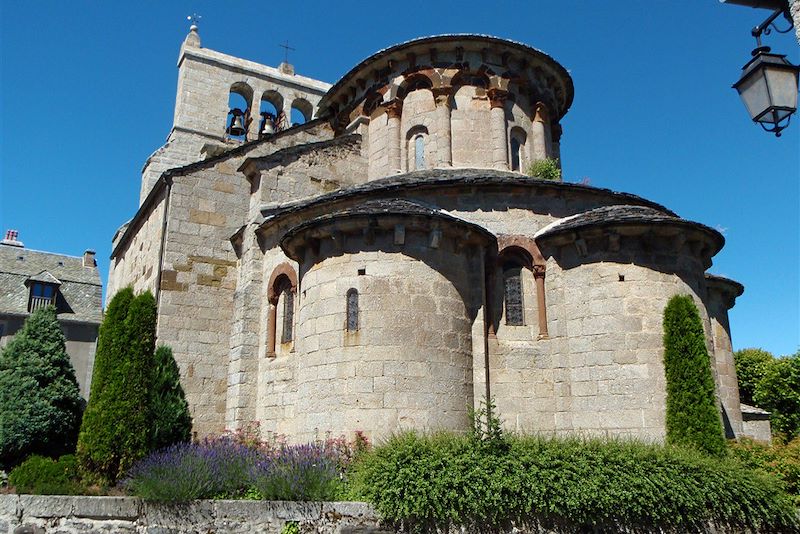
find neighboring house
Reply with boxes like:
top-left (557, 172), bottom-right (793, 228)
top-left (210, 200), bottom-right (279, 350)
top-left (0, 230), bottom-right (102, 398)
top-left (108, 27), bottom-right (761, 443)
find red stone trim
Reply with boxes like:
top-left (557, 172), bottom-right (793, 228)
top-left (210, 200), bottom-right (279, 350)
top-left (267, 262), bottom-right (298, 304)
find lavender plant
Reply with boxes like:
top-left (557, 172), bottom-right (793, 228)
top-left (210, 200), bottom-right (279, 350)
top-left (124, 432), bottom-right (367, 502)
top-left (250, 443), bottom-right (341, 501)
top-left (123, 437), bottom-right (261, 502)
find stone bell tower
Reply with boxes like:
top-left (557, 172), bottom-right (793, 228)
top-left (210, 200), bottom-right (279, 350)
top-left (138, 21), bottom-right (331, 203)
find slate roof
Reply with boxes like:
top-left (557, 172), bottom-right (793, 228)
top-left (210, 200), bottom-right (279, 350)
top-left (0, 244), bottom-right (102, 324)
top-left (284, 198), bottom-right (494, 239)
top-left (705, 273), bottom-right (745, 297)
top-left (260, 169), bottom-right (676, 224)
top-left (534, 205), bottom-right (724, 251)
top-left (280, 198), bottom-right (496, 259)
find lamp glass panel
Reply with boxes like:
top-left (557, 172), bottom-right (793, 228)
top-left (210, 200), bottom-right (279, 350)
top-left (737, 70), bottom-right (771, 120)
top-left (764, 67), bottom-right (799, 110)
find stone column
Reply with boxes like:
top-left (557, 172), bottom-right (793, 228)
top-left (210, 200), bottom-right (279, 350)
top-left (283, 98), bottom-right (294, 127)
top-left (267, 303), bottom-right (277, 355)
top-left (386, 99), bottom-right (403, 174)
top-left (432, 87), bottom-right (452, 167)
top-left (248, 91), bottom-right (262, 140)
top-left (488, 88), bottom-right (509, 170)
top-left (532, 102), bottom-right (550, 161)
top-left (533, 264), bottom-right (548, 338)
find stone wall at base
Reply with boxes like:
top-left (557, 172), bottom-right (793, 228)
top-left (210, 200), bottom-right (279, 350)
top-left (0, 495), bottom-right (384, 534)
top-left (0, 495), bottom-right (762, 534)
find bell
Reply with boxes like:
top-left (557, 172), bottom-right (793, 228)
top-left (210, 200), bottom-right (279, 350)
top-left (227, 109), bottom-right (246, 136)
top-left (261, 113), bottom-right (275, 135)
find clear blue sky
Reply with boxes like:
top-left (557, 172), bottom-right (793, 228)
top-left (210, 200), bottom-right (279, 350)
top-left (1, 1), bottom-right (798, 356)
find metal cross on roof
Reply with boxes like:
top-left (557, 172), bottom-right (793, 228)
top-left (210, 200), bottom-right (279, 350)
top-left (279, 40), bottom-right (296, 64)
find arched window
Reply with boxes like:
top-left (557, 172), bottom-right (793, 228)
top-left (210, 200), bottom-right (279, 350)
top-left (414, 135), bottom-right (425, 170)
top-left (503, 262), bottom-right (524, 326)
top-left (510, 137), bottom-right (521, 171)
top-left (277, 277), bottom-right (294, 343)
top-left (509, 127), bottom-right (527, 172)
top-left (346, 288), bottom-right (359, 331)
top-left (266, 264), bottom-right (297, 356)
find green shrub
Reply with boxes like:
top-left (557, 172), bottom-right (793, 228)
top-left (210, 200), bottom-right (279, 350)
top-left (662, 295), bottom-right (725, 456)
top-left (525, 158), bottom-right (561, 181)
top-left (729, 437), bottom-right (800, 505)
top-left (734, 348), bottom-right (774, 405)
top-left (347, 432), bottom-right (799, 532)
top-left (0, 307), bottom-right (84, 468)
top-left (8, 454), bottom-right (84, 495)
top-left (150, 345), bottom-right (192, 450)
top-left (77, 289), bottom-right (156, 483)
top-left (755, 351), bottom-right (800, 441)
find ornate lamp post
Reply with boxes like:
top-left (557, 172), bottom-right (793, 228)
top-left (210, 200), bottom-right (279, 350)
top-left (726, 2), bottom-right (800, 136)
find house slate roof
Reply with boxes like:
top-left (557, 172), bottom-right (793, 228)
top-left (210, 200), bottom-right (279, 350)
top-left (26, 270), bottom-right (63, 285)
top-left (0, 244), bottom-right (102, 324)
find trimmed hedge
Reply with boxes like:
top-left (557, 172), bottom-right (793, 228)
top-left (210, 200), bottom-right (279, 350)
top-left (662, 295), bottom-right (725, 456)
top-left (77, 289), bottom-right (156, 483)
top-left (150, 345), bottom-right (192, 450)
top-left (8, 454), bottom-right (84, 495)
top-left (347, 432), bottom-right (799, 532)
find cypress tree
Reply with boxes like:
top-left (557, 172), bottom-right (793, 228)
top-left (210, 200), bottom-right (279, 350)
top-left (0, 306), bottom-right (83, 468)
top-left (150, 345), bottom-right (192, 450)
top-left (77, 288), bottom-right (156, 483)
top-left (662, 295), bottom-right (726, 456)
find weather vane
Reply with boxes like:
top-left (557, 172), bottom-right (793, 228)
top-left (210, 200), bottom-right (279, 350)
top-left (187, 13), bottom-right (201, 30)
top-left (279, 40), bottom-right (296, 64)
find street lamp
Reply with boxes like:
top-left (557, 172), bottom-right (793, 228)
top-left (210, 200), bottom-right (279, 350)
top-left (734, 46), bottom-right (799, 136)
top-left (726, 2), bottom-right (800, 136)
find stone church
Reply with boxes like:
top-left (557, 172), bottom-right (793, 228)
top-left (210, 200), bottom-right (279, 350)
top-left (108, 26), bottom-right (753, 442)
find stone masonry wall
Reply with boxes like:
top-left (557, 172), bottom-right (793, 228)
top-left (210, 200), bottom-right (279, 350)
top-left (0, 495), bottom-right (384, 534)
top-left (705, 289), bottom-right (744, 438)
top-left (258, 230), bottom-right (484, 443)
top-left (107, 189), bottom-right (167, 300)
top-left (530, 235), bottom-right (711, 440)
top-left (228, 136), bottom-right (365, 431)
top-left (108, 123), bottom-right (337, 437)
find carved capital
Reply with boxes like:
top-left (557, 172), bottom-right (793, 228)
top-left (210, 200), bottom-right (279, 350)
top-left (432, 86), bottom-right (453, 108)
top-left (534, 102), bottom-right (550, 123)
top-left (487, 88), bottom-right (509, 109)
top-left (533, 264), bottom-right (546, 279)
top-left (385, 99), bottom-right (403, 119)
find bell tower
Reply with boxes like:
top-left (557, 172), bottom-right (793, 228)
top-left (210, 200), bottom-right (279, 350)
top-left (138, 20), bottom-right (331, 204)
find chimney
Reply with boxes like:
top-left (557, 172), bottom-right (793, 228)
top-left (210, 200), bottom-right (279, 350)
top-left (83, 249), bottom-right (96, 267)
top-left (1, 230), bottom-right (24, 248)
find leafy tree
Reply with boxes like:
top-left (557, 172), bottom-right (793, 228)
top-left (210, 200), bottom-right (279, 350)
top-left (662, 295), bottom-right (725, 456)
top-left (150, 345), bottom-right (192, 450)
top-left (734, 348), bottom-right (774, 405)
top-left (77, 289), bottom-right (156, 483)
top-left (755, 352), bottom-right (800, 442)
top-left (0, 307), bottom-right (83, 468)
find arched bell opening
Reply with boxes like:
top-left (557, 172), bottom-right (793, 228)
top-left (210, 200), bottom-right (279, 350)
top-left (227, 82), bottom-right (253, 141)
